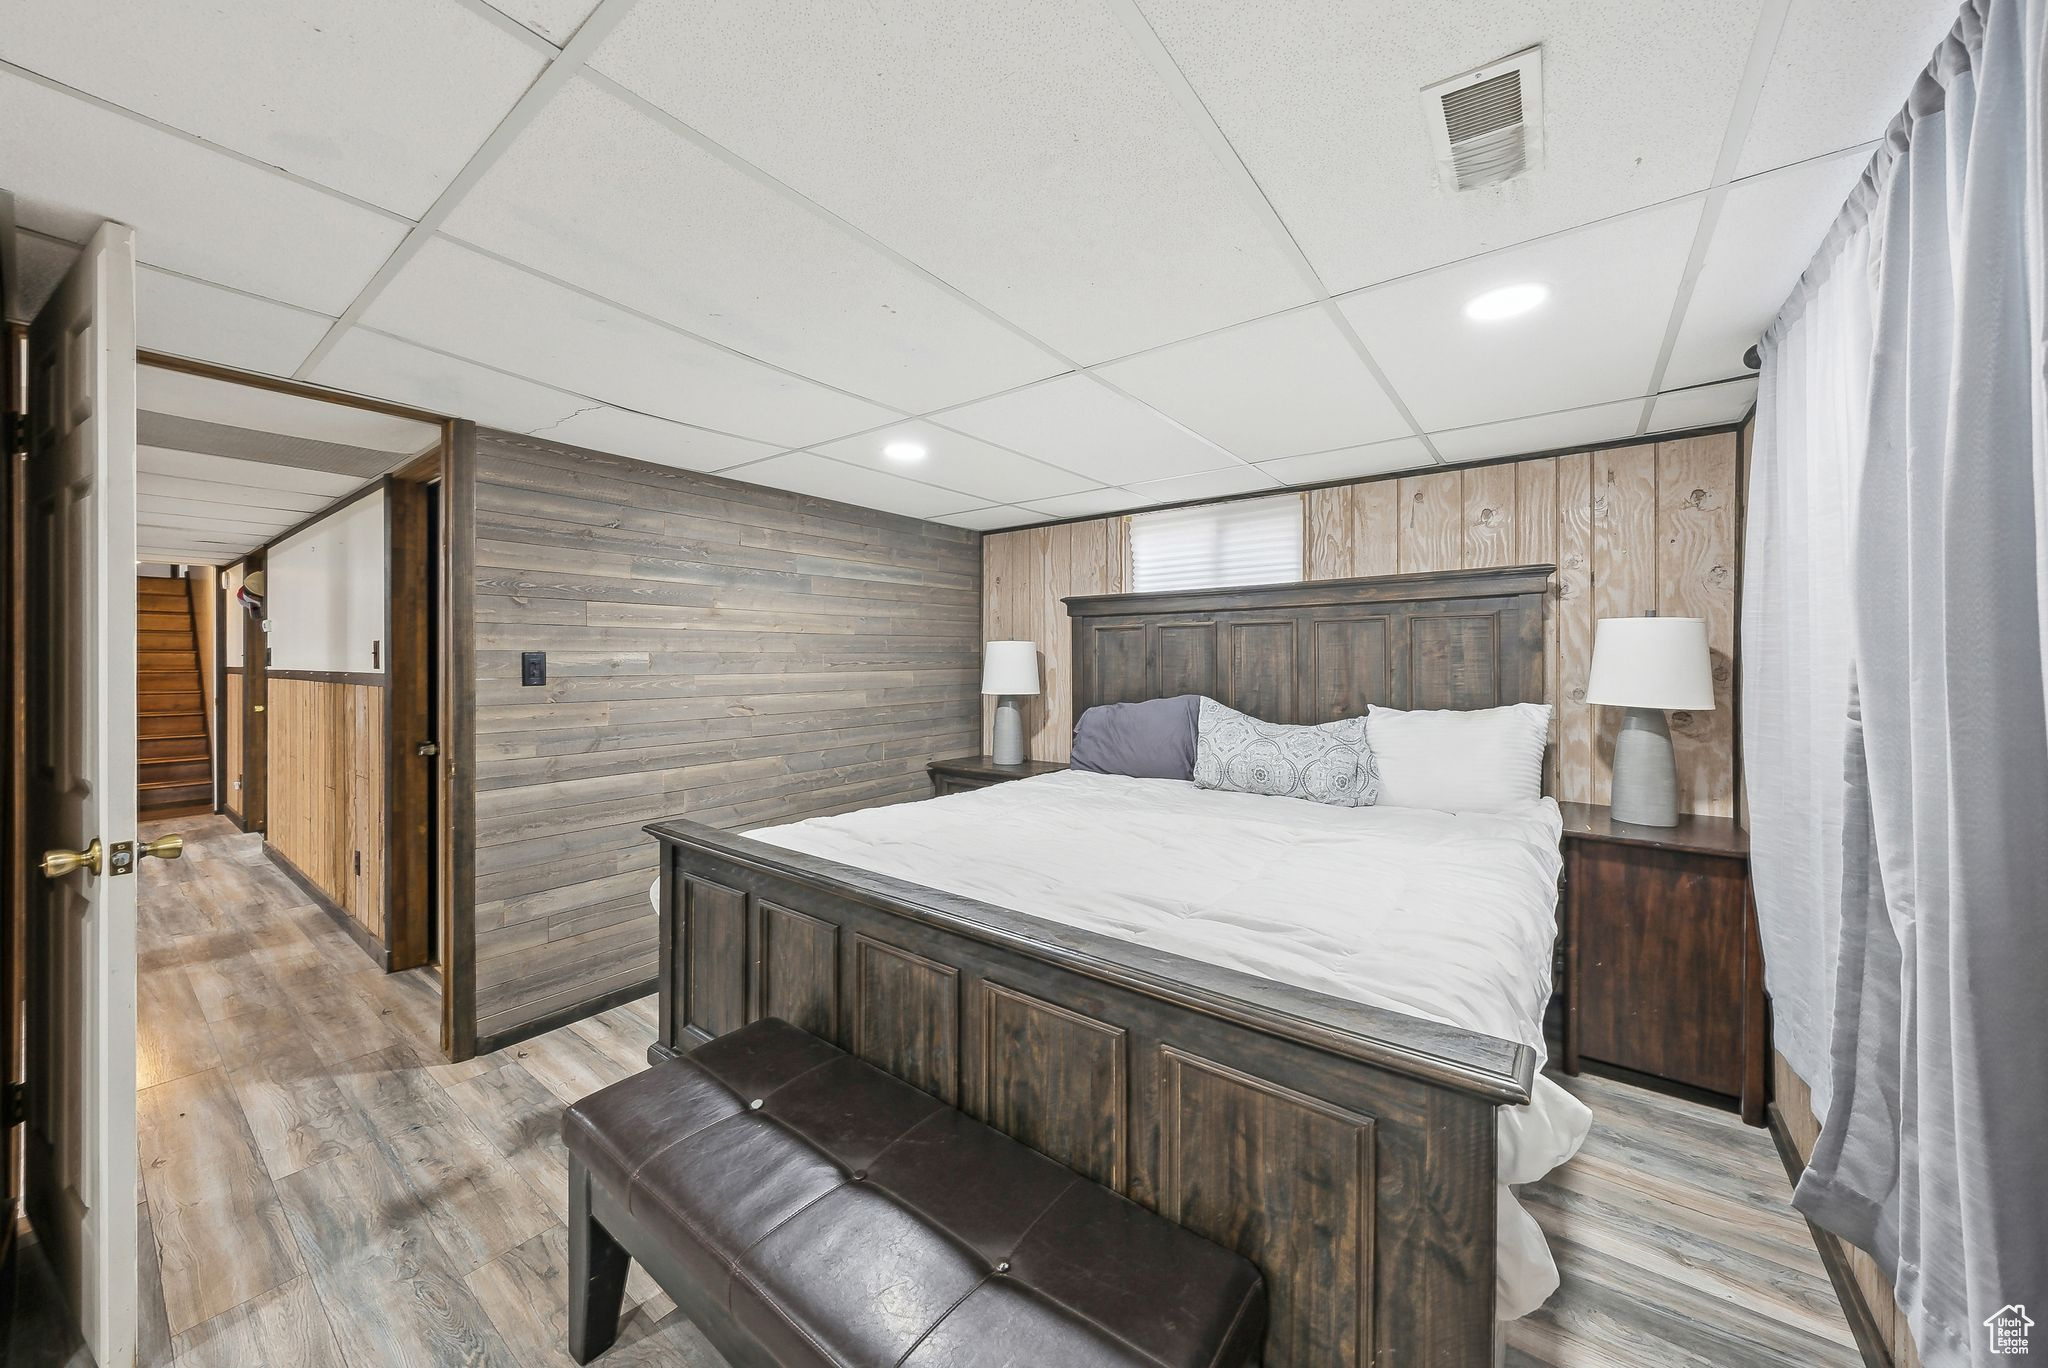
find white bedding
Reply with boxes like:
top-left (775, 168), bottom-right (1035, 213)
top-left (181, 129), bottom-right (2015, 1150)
top-left (741, 770), bottom-right (1591, 1319)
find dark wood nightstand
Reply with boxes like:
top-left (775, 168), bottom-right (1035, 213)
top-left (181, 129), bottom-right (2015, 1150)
top-left (1559, 801), bottom-right (1768, 1125)
top-left (925, 756), bottom-right (1066, 797)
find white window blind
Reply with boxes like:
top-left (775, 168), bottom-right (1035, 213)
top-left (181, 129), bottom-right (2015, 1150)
top-left (1129, 493), bottom-right (1304, 592)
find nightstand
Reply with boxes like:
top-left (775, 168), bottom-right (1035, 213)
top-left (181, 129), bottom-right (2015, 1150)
top-left (926, 756), bottom-right (1066, 797)
top-left (1559, 801), bottom-right (1768, 1125)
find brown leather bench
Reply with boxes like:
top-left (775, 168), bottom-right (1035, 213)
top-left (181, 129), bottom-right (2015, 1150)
top-left (563, 1017), bottom-right (1266, 1368)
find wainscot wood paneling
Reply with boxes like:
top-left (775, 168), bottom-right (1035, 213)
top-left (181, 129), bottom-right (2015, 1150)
top-left (223, 671), bottom-right (244, 819)
top-left (984, 433), bottom-right (1741, 814)
top-left (265, 676), bottom-right (385, 942)
top-left (466, 429), bottom-right (981, 1044)
top-left (1775, 1054), bottom-right (1922, 1368)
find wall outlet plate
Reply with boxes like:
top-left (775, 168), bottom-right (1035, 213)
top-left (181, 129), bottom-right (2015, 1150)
top-left (521, 651), bottom-right (547, 686)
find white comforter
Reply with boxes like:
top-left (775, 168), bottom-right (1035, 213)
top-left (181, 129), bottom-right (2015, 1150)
top-left (744, 770), bottom-right (1591, 1319)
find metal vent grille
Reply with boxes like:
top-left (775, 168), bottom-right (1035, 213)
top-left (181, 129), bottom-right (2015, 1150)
top-left (1424, 48), bottom-right (1543, 193)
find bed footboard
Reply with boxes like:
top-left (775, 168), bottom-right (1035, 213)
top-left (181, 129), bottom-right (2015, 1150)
top-left (647, 818), bottom-right (1535, 1368)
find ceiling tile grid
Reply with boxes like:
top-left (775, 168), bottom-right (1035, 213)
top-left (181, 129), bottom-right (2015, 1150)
top-left (6, 0), bottom-right (1961, 531)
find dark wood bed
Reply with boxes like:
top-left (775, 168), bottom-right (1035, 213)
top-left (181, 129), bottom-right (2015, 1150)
top-left (646, 564), bottom-right (1554, 1367)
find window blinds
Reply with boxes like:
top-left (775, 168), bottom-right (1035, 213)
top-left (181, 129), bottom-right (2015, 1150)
top-left (1129, 494), bottom-right (1304, 593)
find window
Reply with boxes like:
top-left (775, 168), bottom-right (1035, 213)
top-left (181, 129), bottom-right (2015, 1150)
top-left (1129, 493), bottom-right (1304, 592)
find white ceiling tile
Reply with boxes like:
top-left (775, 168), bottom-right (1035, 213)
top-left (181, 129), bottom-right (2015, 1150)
top-left (1094, 308), bottom-right (1411, 460)
top-left (1338, 199), bottom-right (1702, 431)
top-left (137, 446), bottom-right (365, 498)
top-left (1648, 378), bottom-right (1758, 433)
top-left (1133, 0), bottom-right (1762, 293)
top-left (138, 367), bottom-right (440, 452)
top-left (137, 270), bottom-right (333, 377)
top-left (0, 71), bottom-right (407, 314)
top-left (360, 239), bottom-right (897, 447)
top-left (1735, 0), bottom-right (1958, 178)
top-left (0, 0), bottom-right (546, 218)
top-left (536, 407), bottom-right (781, 474)
top-left (1018, 488), bottom-right (1143, 520)
top-left (483, 0), bottom-right (601, 46)
top-left (445, 78), bottom-right (1062, 412)
top-left (138, 476), bottom-right (335, 518)
top-left (815, 420), bottom-right (1091, 505)
top-left (1428, 400), bottom-right (1645, 464)
top-left (729, 453), bottom-right (980, 521)
top-left (939, 375), bottom-right (1234, 486)
top-left (589, 0), bottom-right (1313, 362)
top-left (1256, 437), bottom-right (1435, 486)
top-left (307, 329), bottom-right (583, 435)
top-left (1665, 149), bottom-right (1871, 389)
top-left (932, 506), bottom-right (1032, 531)
top-left (1123, 466), bottom-right (1281, 506)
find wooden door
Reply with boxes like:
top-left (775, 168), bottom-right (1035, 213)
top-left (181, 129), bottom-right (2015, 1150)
top-left (23, 221), bottom-right (142, 1366)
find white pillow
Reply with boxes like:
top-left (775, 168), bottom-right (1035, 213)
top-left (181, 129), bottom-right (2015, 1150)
top-left (1365, 702), bottom-right (1550, 813)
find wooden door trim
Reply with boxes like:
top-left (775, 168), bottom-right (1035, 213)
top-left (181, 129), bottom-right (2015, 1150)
top-left (441, 420), bottom-right (477, 1060)
top-left (384, 474), bottom-right (432, 973)
top-left (138, 351), bottom-right (447, 427)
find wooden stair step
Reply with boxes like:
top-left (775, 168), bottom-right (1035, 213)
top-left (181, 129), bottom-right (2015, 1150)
top-left (140, 736), bottom-right (208, 762)
top-left (140, 757), bottom-right (211, 784)
top-left (138, 651), bottom-right (197, 672)
top-left (137, 612), bottom-right (192, 632)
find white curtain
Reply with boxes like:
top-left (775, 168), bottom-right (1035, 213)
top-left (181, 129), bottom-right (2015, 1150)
top-left (1747, 2), bottom-right (2048, 1363)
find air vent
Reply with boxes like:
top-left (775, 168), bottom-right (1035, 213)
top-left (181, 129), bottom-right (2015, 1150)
top-left (1423, 47), bottom-right (1543, 192)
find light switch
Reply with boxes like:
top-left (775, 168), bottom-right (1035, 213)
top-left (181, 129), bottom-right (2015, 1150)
top-left (521, 651), bottom-right (547, 686)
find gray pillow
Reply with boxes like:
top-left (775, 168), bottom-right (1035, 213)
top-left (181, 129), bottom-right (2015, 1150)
top-left (1192, 697), bottom-right (1379, 807)
top-left (1069, 695), bottom-right (1200, 781)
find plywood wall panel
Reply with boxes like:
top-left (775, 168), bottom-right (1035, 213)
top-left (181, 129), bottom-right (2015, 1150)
top-left (1655, 436), bottom-right (1740, 817)
top-left (1397, 471), bottom-right (1464, 573)
top-left (469, 429), bottom-right (981, 1044)
top-left (1461, 463), bottom-right (1519, 570)
top-left (267, 677), bottom-right (385, 943)
top-left (224, 671), bottom-right (244, 819)
top-left (1305, 486), bottom-right (1354, 580)
top-left (984, 432), bottom-right (1744, 813)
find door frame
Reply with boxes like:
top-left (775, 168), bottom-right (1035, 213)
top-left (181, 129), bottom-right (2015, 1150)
top-left (132, 353), bottom-right (472, 1058)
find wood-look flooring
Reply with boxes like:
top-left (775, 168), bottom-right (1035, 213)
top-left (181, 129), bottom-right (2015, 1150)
top-left (107, 815), bottom-right (1858, 1368)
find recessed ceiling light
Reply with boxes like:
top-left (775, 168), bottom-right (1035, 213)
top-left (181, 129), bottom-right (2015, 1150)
top-left (882, 440), bottom-right (928, 463)
top-left (1464, 282), bottom-right (1549, 322)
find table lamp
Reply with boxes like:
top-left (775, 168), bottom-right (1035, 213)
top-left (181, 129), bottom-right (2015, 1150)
top-left (1583, 616), bottom-right (1714, 827)
top-left (982, 641), bottom-right (1040, 766)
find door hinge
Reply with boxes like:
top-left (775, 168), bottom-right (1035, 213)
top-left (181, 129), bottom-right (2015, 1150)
top-left (3, 1081), bottom-right (25, 1126)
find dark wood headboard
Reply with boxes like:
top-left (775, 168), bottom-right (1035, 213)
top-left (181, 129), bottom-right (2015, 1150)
top-left (1065, 564), bottom-right (1552, 724)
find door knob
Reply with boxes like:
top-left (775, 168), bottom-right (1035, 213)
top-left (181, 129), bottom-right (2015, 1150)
top-left (140, 834), bottom-right (185, 861)
top-left (40, 839), bottom-right (102, 879)
top-left (416, 741), bottom-right (439, 757)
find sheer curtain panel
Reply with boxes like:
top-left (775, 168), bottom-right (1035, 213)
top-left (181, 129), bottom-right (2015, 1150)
top-left (1746, 1), bottom-right (2048, 1362)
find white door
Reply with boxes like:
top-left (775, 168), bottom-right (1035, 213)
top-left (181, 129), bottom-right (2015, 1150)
top-left (24, 221), bottom-right (140, 1368)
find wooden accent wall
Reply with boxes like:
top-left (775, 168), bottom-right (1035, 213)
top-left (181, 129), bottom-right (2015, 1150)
top-left (223, 670), bottom-right (244, 820)
top-left (266, 677), bottom-right (386, 943)
top-left (983, 434), bottom-right (1741, 815)
top-left (1775, 1055), bottom-right (1922, 1367)
top-left (465, 429), bottom-right (982, 1046)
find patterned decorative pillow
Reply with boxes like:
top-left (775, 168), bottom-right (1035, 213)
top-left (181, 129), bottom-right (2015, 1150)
top-left (1192, 698), bottom-right (1380, 807)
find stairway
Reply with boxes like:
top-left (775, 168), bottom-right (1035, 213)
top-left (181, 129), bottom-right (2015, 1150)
top-left (138, 576), bottom-right (214, 819)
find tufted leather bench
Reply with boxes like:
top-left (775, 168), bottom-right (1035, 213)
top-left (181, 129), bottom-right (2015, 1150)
top-left (562, 1017), bottom-right (1266, 1368)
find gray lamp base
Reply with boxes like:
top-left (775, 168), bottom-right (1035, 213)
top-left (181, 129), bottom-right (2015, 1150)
top-left (991, 697), bottom-right (1025, 766)
top-left (1611, 707), bottom-right (1679, 827)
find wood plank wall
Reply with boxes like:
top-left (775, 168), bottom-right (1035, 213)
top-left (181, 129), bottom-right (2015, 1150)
top-left (266, 677), bottom-right (386, 943)
top-left (223, 671), bottom-right (243, 820)
top-left (1775, 1055), bottom-right (1922, 1367)
top-left (466, 429), bottom-right (983, 1045)
top-left (982, 433), bottom-right (1741, 815)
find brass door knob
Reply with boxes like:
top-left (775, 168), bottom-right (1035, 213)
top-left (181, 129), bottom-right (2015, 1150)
top-left (140, 834), bottom-right (185, 861)
top-left (40, 839), bottom-right (102, 879)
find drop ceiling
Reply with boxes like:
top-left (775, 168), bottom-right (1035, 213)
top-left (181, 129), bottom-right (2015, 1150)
top-left (133, 365), bottom-right (440, 565)
top-left (2, 0), bottom-right (1956, 530)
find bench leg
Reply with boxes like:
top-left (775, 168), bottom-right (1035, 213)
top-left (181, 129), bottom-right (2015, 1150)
top-left (568, 1155), bottom-right (632, 1364)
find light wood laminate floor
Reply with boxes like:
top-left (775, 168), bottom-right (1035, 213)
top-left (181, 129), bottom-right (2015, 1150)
top-left (114, 816), bottom-right (1858, 1368)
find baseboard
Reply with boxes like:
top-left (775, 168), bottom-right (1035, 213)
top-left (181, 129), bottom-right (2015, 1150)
top-left (474, 977), bottom-right (659, 1057)
top-left (1765, 1103), bottom-right (1896, 1368)
top-left (263, 845), bottom-right (388, 971)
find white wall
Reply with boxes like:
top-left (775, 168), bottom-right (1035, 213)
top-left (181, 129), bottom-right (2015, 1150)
top-left (267, 489), bottom-right (386, 674)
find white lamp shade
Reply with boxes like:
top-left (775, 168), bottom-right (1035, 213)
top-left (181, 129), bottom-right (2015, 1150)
top-left (981, 640), bottom-right (1040, 696)
top-left (1584, 617), bottom-right (1715, 710)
